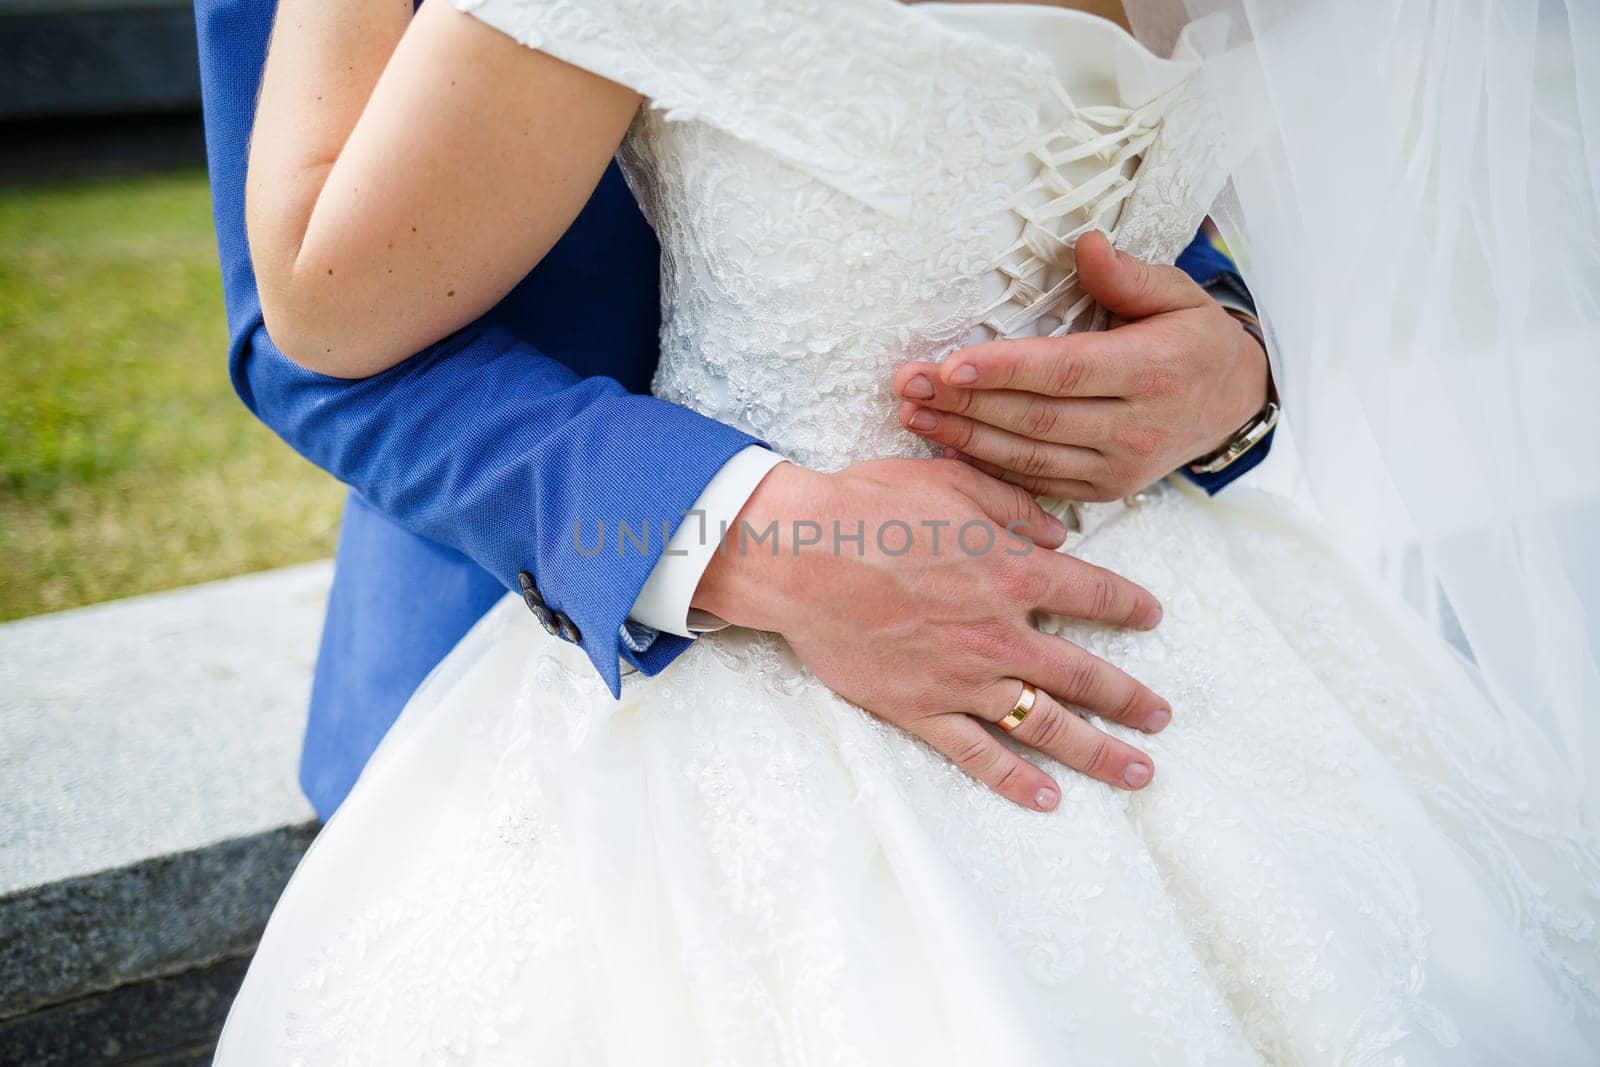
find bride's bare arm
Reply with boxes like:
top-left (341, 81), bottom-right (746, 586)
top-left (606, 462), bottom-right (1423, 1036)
top-left (246, 1), bottom-right (639, 378)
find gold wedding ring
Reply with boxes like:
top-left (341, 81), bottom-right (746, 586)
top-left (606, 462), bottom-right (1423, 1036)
top-left (998, 683), bottom-right (1037, 733)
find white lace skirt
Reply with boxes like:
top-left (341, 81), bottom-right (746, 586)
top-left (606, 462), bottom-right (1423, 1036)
top-left (217, 484), bottom-right (1598, 1065)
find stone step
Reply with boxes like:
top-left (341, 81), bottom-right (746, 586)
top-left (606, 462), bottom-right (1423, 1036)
top-left (0, 563), bottom-right (331, 1059)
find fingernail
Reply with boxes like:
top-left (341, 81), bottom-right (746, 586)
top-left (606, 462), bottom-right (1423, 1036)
top-left (902, 374), bottom-right (934, 400)
top-left (1143, 707), bottom-right (1171, 733)
top-left (1044, 513), bottom-right (1068, 539)
top-left (1034, 786), bottom-right (1059, 812)
top-left (1123, 762), bottom-right (1152, 789)
top-left (1140, 602), bottom-right (1164, 629)
top-left (948, 363), bottom-right (979, 385)
top-left (907, 409), bottom-right (938, 432)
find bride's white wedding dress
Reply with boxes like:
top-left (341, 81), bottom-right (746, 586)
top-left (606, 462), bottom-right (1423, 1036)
top-left (219, 2), bottom-right (1599, 1063)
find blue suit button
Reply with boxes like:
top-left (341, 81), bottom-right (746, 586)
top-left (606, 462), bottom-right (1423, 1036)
top-left (519, 571), bottom-right (579, 642)
top-left (517, 571), bottom-right (556, 628)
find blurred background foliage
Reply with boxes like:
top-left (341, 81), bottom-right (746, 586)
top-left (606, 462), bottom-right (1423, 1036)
top-left (0, 169), bottom-right (343, 621)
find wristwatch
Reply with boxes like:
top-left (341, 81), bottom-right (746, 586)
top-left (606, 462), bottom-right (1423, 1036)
top-left (1187, 308), bottom-right (1280, 476)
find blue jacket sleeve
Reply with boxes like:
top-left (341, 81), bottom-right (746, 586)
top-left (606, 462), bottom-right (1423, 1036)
top-left (195, 0), bottom-right (758, 695)
top-left (1172, 229), bottom-right (1276, 494)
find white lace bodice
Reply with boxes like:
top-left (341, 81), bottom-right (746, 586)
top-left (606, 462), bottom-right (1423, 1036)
top-left (457, 0), bottom-right (1223, 470)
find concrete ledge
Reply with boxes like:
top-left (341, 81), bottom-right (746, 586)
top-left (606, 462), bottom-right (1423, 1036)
top-left (0, 955), bottom-right (249, 1067)
top-left (0, 563), bottom-right (327, 897)
top-left (0, 823), bottom-right (315, 1021)
top-left (0, 563), bottom-right (331, 1059)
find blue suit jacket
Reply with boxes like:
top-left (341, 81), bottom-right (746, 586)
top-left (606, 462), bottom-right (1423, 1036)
top-left (194, 0), bottom-right (1266, 821)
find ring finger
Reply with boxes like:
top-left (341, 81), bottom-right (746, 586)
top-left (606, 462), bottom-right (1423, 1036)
top-left (981, 679), bottom-right (1155, 791)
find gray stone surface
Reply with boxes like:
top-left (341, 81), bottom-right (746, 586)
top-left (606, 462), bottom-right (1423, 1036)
top-left (0, 564), bottom-right (333, 1060)
top-left (0, 563), bottom-right (328, 898)
top-left (0, 823), bottom-right (316, 1019)
top-left (0, 953), bottom-right (250, 1067)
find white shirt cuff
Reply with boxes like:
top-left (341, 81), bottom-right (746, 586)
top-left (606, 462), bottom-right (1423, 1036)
top-left (629, 445), bottom-right (789, 638)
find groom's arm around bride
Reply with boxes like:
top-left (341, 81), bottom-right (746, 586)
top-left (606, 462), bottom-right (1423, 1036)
top-left (196, 0), bottom-right (1272, 819)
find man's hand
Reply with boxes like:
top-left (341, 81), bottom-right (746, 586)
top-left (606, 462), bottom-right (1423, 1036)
top-left (891, 230), bottom-right (1270, 502)
top-left (694, 458), bottom-right (1172, 813)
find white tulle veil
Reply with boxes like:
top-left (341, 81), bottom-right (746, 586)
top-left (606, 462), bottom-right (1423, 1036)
top-left (1127, 0), bottom-right (1600, 807)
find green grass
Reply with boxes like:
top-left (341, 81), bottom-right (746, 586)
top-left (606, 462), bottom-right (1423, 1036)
top-left (0, 169), bottom-right (345, 621)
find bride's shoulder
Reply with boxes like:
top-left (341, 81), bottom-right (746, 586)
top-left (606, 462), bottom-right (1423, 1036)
top-left (451, 0), bottom-right (878, 58)
top-left (453, 0), bottom-right (994, 214)
top-left (451, 0), bottom-right (876, 118)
